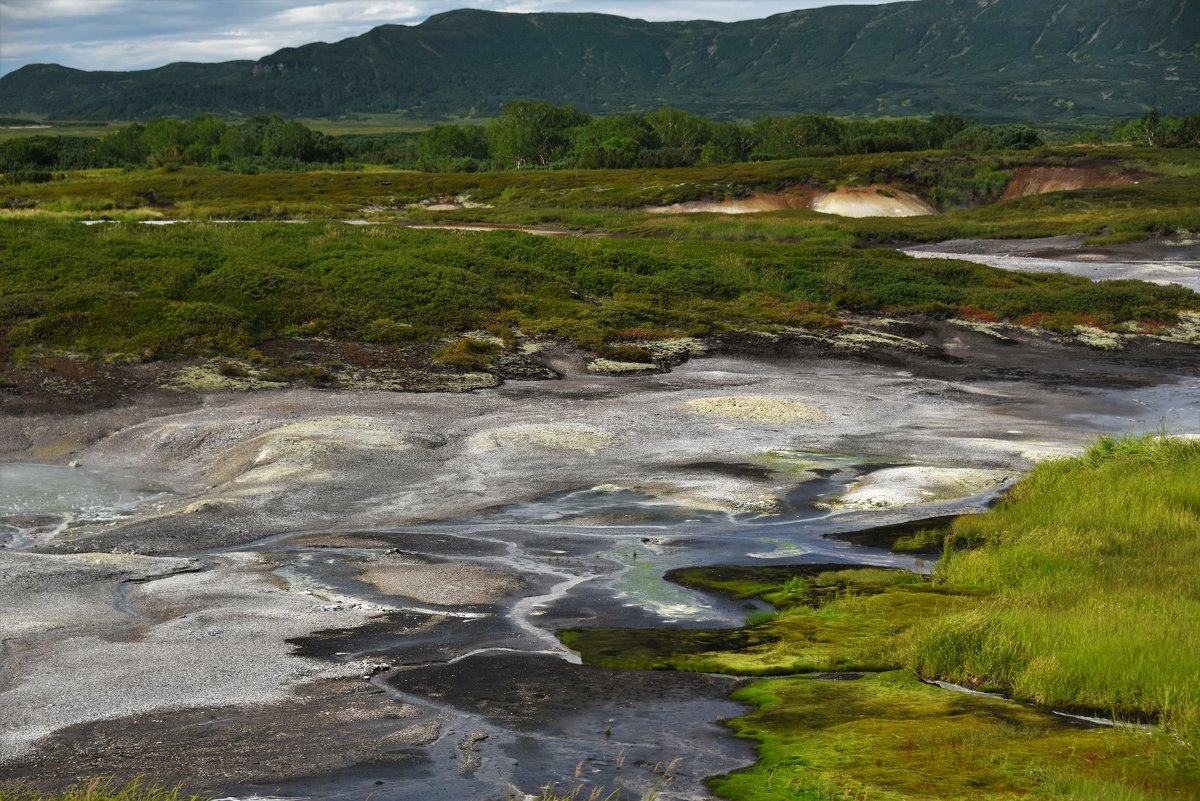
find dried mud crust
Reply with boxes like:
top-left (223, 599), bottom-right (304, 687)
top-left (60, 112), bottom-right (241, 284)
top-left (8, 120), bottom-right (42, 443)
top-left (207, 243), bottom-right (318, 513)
top-left (713, 317), bottom-right (1200, 385)
top-left (0, 336), bottom-right (559, 415)
top-left (0, 343), bottom-right (1198, 797)
top-left (0, 678), bottom-right (433, 789)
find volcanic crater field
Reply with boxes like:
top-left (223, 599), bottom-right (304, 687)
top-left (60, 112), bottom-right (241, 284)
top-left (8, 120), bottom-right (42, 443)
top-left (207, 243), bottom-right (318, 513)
top-left (2, 324), bottom-right (1199, 799)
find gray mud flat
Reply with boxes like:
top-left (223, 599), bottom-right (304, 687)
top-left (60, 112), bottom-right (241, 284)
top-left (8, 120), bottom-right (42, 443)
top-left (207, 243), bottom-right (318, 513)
top-left (1, 335), bottom-right (1198, 799)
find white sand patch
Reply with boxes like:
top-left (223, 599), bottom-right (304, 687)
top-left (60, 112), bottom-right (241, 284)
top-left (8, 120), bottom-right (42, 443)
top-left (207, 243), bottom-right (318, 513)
top-left (165, 364), bottom-right (273, 392)
top-left (683, 396), bottom-right (826, 423)
top-left (468, 424), bottom-right (619, 453)
top-left (408, 194), bottom-right (491, 211)
top-left (834, 329), bottom-right (931, 353)
top-left (811, 185), bottom-right (936, 218)
top-left (592, 479), bottom-right (783, 515)
top-left (948, 319), bottom-right (1016, 342)
top-left (821, 466), bottom-right (1012, 510)
top-left (1073, 326), bottom-right (1126, 351)
top-left (1160, 311), bottom-right (1200, 344)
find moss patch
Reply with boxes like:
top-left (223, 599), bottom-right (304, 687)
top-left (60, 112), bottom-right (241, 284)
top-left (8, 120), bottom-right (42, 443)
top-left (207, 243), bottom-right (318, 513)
top-left (713, 671), bottom-right (1198, 801)
top-left (562, 439), bottom-right (1200, 798)
top-left (562, 565), bottom-right (973, 675)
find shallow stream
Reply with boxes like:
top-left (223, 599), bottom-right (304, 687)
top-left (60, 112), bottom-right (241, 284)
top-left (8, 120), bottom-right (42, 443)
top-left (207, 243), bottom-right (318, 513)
top-left (905, 239), bottom-right (1200, 292)
top-left (0, 463), bottom-right (171, 549)
top-left (1, 451), bottom-right (995, 799)
top-left (174, 457), bottom-right (993, 799)
top-left (3, 347), bottom-right (1198, 798)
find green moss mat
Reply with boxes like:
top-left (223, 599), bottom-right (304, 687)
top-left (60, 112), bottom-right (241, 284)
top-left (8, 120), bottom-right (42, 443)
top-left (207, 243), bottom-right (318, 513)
top-left (714, 671), bottom-right (1197, 801)
top-left (563, 567), bottom-right (974, 675)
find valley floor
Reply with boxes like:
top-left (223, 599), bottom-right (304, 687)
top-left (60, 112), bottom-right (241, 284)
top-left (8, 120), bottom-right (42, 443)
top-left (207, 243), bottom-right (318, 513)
top-left (1, 330), bottom-right (1198, 799)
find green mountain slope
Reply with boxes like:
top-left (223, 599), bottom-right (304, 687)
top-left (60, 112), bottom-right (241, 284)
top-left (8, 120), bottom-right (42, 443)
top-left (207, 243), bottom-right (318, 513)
top-left (2, 0), bottom-right (1196, 121)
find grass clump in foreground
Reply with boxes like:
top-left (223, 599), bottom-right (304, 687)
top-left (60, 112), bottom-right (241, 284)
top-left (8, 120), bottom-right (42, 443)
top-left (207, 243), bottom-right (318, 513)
top-left (562, 434), bottom-right (1200, 800)
top-left (0, 777), bottom-right (210, 801)
top-left (908, 433), bottom-right (1200, 736)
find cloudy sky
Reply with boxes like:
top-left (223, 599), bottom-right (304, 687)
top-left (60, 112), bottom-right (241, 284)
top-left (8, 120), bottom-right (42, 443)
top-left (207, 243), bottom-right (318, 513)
top-left (0, 0), bottom-right (904, 76)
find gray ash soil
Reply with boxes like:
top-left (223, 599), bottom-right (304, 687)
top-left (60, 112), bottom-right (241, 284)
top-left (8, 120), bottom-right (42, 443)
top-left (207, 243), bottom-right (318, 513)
top-left (1, 329), bottom-right (1198, 799)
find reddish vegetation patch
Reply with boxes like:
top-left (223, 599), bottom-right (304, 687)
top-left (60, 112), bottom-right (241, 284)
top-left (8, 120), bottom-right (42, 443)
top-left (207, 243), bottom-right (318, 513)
top-left (1001, 166), bottom-right (1139, 200)
top-left (956, 306), bottom-right (1001, 323)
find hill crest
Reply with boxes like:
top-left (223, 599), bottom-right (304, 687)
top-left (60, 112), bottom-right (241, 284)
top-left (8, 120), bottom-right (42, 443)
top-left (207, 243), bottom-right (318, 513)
top-left (2, 0), bottom-right (1196, 121)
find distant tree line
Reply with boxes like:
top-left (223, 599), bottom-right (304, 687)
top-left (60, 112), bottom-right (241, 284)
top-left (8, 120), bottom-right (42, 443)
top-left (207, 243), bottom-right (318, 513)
top-left (2, 103), bottom-right (1195, 182)
top-left (0, 114), bottom-right (349, 181)
top-left (1110, 109), bottom-right (1200, 148)
top-left (411, 102), bottom-right (1047, 171)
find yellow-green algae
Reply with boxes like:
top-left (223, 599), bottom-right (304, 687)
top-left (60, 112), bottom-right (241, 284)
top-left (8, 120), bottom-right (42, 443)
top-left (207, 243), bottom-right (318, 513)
top-left (713, 671), bottom-right (1196, 801)
top-left (562, 566), bottom-right (973, 675)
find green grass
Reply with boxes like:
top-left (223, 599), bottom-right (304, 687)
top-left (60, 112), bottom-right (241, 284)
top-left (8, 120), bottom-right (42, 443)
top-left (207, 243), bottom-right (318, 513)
top-left (907, 434), bottom-right (1200, 738)
top-left (0, 777), bottom-right (210, 801)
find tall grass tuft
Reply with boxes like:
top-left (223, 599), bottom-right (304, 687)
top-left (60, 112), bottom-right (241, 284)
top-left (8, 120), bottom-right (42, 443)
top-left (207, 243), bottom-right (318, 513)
top-left (0, 777), bottom-right (210, 801)
top-left (906, 434), bottom-right (1200, 741)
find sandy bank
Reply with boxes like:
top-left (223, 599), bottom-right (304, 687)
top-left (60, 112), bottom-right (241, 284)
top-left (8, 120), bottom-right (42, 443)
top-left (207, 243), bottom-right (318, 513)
top-left (1001, 166), bottom-right (1138, 200)
top-left (811, 185), bottom-right (936, 218)
top-left (643, 185), bottom-right (935, 218)
top-left (645, 192), bottom-right (813, 215)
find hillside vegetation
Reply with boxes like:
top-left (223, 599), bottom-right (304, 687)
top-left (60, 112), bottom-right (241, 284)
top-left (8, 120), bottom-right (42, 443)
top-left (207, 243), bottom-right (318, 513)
top-left (2, 0), bottom-right (1195, 122)
top-left (1, 210), bottom-right (1196, 371)
top-left (2, 141), bottom-right (1198, 375)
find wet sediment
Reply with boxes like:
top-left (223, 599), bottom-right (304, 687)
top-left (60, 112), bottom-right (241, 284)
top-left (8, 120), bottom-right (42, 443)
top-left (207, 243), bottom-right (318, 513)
top-left (1, 335), bottom-right (1198, 797)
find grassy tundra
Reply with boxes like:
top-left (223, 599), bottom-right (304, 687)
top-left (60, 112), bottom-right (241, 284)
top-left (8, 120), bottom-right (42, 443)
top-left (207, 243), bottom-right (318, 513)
top-left (1, 145), bottom-right (1198, 373)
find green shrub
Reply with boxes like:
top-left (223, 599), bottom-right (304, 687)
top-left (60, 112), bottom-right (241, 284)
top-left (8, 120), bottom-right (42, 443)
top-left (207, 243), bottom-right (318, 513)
top-left (433, 337), bottom-right (503, 370)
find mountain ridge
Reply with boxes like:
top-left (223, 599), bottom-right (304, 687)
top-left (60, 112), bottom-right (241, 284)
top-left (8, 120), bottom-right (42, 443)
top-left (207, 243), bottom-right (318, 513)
top-left (2, 0), bottom-right (1196, 122)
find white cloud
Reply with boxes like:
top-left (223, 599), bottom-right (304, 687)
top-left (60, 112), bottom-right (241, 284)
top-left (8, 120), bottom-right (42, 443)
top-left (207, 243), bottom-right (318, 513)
top-left (275, 1), bottom-right (422, 25)
top-left (0, 0), bottom-right (128, 21)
